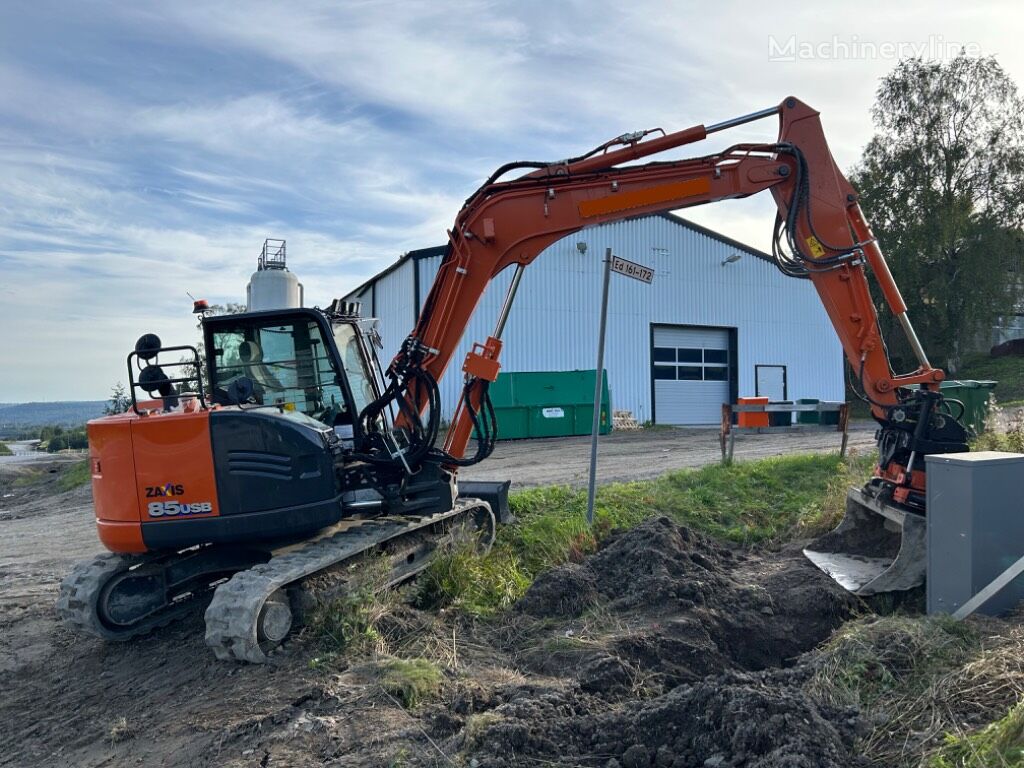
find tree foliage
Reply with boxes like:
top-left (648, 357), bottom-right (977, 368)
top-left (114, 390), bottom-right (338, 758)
top-left (39, 424), bottom-right (88, 452)
top-left (851, 54), bottom-right (1024, 372)
top-left (104, 382), bottom-right (131, 415)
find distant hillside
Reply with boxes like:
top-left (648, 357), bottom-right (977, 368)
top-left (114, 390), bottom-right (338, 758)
top-left (0, 401), bottom-right (106, 429)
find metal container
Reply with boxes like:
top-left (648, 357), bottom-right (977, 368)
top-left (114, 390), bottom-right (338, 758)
top-left (737, 396), bottom-right (769, 427)
top-left (797, 398), bottom-right (821, 424)
top-left (768, 401), bottom-right (793, 427)
top-left (489, 370), bottom-right (611, 440)
top-left (926, 451), bottom-right (1024, 616)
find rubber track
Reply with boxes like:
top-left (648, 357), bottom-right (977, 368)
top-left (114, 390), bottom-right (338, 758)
top-left (56, 553), bottom-right (195, 640)
top-left (204, 500), bottom-right (486, 663)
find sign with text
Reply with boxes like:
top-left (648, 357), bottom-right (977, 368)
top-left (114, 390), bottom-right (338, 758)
top-left (610, 255), bottom-right (654, 284)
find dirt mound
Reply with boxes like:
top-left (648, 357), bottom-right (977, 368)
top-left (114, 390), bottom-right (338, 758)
top-left (467, 670), bottom-right (863, 768)
top-left (519, 516), bottom-right (856, 677)
top-left (461, 517), bottom-right (863, 766)
top-left (518, 517), bottom-right (735, 617)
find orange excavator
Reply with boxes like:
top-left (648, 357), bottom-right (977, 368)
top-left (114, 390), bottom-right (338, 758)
top-left (59, 97), bottom-right (969, 661)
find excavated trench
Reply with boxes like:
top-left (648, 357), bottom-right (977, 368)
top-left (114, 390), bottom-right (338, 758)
top-left (450, 517), bottom-right (866, 768)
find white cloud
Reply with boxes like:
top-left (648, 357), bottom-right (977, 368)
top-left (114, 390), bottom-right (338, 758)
top-left (2, 0), bottom-right (1023, 400)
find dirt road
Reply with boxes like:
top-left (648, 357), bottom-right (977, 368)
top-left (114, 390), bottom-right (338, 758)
top-left (462, 424), bottom-right (875, 487)
top-left (0, 431), bottom-right (872, 768)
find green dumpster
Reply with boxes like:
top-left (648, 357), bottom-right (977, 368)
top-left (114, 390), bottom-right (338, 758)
top-left (797, 398), bottom-right (820, 424)
top-left (768, 401), bottom-right (793, 427)
top-left (940, 380), bottom-right (998, 435)
top-left (821, 402), bottom-right (842, 426)
top-left (488, 370), bottom-right (612, 440)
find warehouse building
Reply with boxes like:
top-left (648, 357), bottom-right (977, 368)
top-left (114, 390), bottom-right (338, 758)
top-left (343, 213), bottom-right (844, 425)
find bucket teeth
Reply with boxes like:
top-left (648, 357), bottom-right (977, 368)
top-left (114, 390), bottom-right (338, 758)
top-left (803, 487), bottom-right (926, 596)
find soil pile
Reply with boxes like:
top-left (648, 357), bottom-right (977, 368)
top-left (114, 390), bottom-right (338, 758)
top-left (461, 516), bottom-right (864, 767)
top-left (466, 671), bottom-right (862, 768)
top-left (519, 516), bottom-right (856, 678)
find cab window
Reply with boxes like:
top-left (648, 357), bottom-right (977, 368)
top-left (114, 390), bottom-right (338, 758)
top-left (210, 318), bottom-right (349, 425)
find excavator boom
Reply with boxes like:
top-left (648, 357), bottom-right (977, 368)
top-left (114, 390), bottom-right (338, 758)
top-left (365, 96), bottom-right (970, 594)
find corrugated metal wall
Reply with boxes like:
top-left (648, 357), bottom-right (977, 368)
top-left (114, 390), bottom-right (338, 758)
top-left (369, 259), bottom-right (416, 364)
top-left (347, 215), bottom-right (845, 423)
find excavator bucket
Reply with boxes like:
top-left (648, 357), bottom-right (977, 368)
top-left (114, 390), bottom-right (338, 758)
top-left (803, 487), bottom-right (926, 595)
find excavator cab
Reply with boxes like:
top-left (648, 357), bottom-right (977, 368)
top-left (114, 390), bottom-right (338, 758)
top-left (202, 306), bottom-right (387, 445)
top-left (61, 302), bottom-right (503, 656)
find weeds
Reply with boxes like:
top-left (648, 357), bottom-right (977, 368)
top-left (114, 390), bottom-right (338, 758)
top-left (108, 716), bottom-right (134, 744)
top-left (973, 398), bottom-right (1024, 453)
top-left (377, 657), bottom-right (443, 708)
top-left (0, 442), bottom-right (12, 456)
top-left (807, 615), bottom-right (979, 710)
top-left (807, 614), bottom-right (1024, 765)
top-left (308, 587), bottom-right (388, 660)
top-left (929, 701), bottom-right (1024, 767)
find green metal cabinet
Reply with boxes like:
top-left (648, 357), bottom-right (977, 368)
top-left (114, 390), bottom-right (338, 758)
top-left (488, 370), bottom-right (612, 440)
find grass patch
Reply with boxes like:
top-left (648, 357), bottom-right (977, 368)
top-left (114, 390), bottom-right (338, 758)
top-left (959, 353), bottom-right (1024, 403)
top-left (418, 452), bottom-right (874, 616)
top-left (929, 701), bottom-right (1024, 767)
top-left (0, 442), bottom-right (12, 456)
top-left (807, 615), bottom-right (979, 710)
top-left (11, 469), bottom-right (43, 488)
top-left (6, 461), bottom-right (91, 493)
top-left (461, 712), bottom-right (504, 752)
top-left (807, 615), bottom-right (1024, 765)
top-left (57, 460), bottom-right (91, 492)
top-left (377, 657), bottom-right (442, 708)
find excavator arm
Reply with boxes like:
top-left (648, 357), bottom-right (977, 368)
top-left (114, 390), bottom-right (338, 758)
top-left (362, 96), bottom-right (968, 521)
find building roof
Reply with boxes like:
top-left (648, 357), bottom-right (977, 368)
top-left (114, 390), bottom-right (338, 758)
top-left (657, 212), bottom-right (773, 263)
top-left (344, 213), bottom-right (773, 299)
top-left (344, 244), bottom-right (446, 300)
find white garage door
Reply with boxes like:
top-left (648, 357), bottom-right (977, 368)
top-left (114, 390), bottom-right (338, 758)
top-left (653, 326), bottom-right (730, 425)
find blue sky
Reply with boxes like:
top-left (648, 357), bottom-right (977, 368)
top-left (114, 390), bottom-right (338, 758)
top-left (1, 0), bottom-right (1021, 401)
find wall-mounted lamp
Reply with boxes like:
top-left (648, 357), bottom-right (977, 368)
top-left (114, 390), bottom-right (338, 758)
top-left (721, 253), bottom-right (742, 266)
top-left (576, 241), bottom-right (588, 255)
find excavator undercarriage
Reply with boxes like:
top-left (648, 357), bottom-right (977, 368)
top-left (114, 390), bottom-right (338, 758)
top-left (59, 493), bottom-right (497, 661)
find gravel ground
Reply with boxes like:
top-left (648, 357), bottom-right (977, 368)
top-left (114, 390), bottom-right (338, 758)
top-left (461, 423), bottom-right (877, 488)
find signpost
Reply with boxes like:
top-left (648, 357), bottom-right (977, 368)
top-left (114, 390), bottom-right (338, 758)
top-left (586, 248), bottom-right (655, 525)
top-left (610, 255), bottom-right (654, 283)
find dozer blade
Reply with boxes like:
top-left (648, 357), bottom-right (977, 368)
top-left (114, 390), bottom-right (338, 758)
top-left (459, 479), bottom-right (514, 525)
top-left (803, 487), bottom-right (926, 596)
